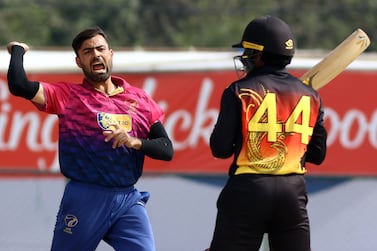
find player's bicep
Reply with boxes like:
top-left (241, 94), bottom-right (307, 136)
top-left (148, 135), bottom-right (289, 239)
top-left (305, 104), bottom-right (327, 164)
top-left (30, 84), bottom-right (46, 105)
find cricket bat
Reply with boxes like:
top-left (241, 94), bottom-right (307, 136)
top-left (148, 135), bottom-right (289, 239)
top-left (300, 28), bottom-right (370, 90)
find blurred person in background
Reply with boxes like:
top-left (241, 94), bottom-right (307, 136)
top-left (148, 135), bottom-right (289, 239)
top-left (206, 16), bottom-right (327, 251)
top-left (7, 26), bottom-right (173, 251)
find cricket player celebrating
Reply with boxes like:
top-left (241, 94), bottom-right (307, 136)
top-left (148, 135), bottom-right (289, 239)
top-left (7, 27), bottom-right (173, 251)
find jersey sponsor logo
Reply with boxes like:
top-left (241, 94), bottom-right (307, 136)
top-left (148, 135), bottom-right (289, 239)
top-left (64, 214), bottom-right (79, 234)
top-left (97, 112), bottom-right (132, 132)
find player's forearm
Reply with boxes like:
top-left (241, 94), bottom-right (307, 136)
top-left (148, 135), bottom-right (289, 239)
top-left (140, 122), bottom-right (174, 161)
top-left (140, 137), bottom-right (173, 161)
top-left (7, 45), bottom-right (39, 100)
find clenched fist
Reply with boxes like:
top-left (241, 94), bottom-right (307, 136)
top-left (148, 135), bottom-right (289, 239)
top-left (7, 41), bottom-right (29, 54)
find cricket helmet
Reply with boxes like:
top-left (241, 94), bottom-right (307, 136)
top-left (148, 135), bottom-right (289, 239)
top-left (232, 16), bottom-right (295, 57)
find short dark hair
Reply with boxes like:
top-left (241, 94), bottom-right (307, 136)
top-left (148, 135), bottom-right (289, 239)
top-left (72, 27), bottom-right (108, 56)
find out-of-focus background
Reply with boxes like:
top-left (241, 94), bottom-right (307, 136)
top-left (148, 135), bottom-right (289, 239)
top-left (1, 1), bottom-right (377, 250)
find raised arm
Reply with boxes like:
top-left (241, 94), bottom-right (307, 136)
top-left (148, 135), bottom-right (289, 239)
top-left (7, 42), bottom-right (45, 105)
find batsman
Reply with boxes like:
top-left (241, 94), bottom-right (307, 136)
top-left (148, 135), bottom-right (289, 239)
top-left (206, 16), bottom-right (327, 251)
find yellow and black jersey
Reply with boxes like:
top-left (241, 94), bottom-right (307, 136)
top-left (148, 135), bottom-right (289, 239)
top-left (210, 66), bottom-right (327, 176)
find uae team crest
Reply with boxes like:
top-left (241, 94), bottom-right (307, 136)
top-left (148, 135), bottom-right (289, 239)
top-left (97, 112), bottom-right (132, 132)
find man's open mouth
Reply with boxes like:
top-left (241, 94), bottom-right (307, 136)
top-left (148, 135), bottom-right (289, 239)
top-left (93, 62), bottom-right (105, 71)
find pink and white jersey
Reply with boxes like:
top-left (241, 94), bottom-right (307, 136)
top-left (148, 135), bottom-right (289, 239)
top-left (36, 76), bottom-right (164, 187)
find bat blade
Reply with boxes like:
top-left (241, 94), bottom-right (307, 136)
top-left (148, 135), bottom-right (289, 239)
top-left (300, 28), bottom-right (370, 90)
